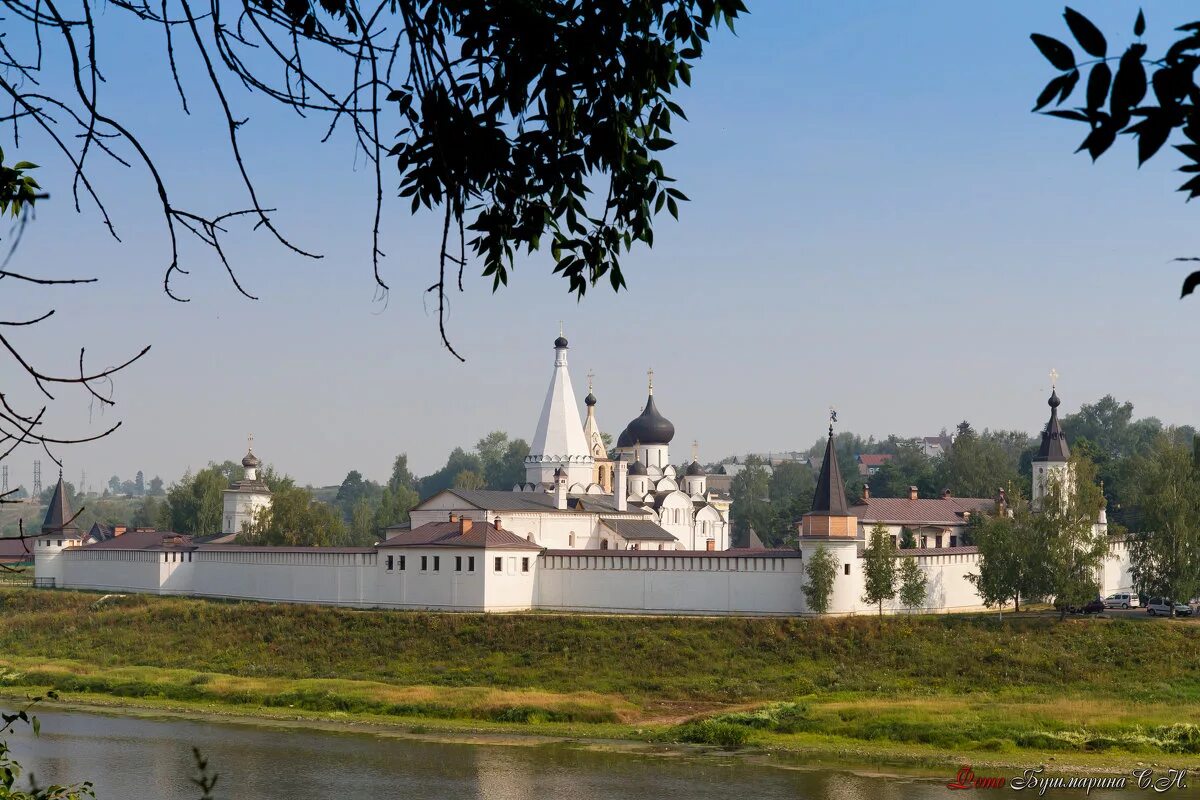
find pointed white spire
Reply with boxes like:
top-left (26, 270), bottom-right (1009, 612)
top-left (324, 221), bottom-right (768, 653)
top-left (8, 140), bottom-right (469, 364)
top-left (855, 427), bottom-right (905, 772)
top-left (526, 332), bottom-right (593, 487)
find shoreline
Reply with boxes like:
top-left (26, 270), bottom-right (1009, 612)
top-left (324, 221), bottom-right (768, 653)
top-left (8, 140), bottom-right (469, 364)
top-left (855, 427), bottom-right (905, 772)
top-left (4, 689), bottom-right (1194, 781)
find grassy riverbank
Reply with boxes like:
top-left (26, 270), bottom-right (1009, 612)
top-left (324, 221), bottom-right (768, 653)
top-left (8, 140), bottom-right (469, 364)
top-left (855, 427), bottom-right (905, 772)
top-left (2, 588), bottom-right (1199, 772)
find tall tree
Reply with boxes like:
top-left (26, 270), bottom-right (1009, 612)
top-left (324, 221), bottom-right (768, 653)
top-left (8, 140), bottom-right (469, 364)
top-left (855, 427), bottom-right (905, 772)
top-left (803, 545), bottom-right (837, 615)
top-left (941, 423), bottom-right (1021, 499)
top-left (766, 461), bottom-right (815, 546)
top-left (164, 467), bottom-right (227, 535)
top-left (1038, 455), bottom-right (1109, 620)
top-left (897, 557), bottom-right (927, 614)
top-left (730, 456), bottom-right (773, 547)
top-left (148, 476), bottom-right (165, 496)
top-left (861, 523), bottom-right (898, 616)
top-left (1127, 436), bottom-right (1200, 614)
top-left (239, 485), bottom-right (346, 547)
top-left (869, 439), bottom-right (939, 499)
top-left (134, 471), bottom-right (145, 496)
top-left (967, 491), bottom-right (1043, 615)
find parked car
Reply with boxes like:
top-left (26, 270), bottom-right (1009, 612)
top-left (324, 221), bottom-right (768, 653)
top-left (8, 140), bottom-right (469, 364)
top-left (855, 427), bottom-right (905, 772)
top-left (1082, 597), bottom-right (1105, 614)
top-left (1103, 592), bottom-right (1139, 609)
top-left (1146, 597), bottom-right (1193, 617)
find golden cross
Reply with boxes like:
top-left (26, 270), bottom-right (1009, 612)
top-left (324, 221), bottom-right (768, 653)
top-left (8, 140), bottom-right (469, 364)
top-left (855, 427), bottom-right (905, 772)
top-left (248, 432), bottom-right (254, 452)
top-left (587, 369), bottom-right (594, 393)
top-left (1050, 368), bottom-right (1059, 390)
top-left (559, 320), bottom-right (563, 337)
top-left (692, 440), bottom-right (699, 462)
top-left (647, 367), bottom-right (654, 394)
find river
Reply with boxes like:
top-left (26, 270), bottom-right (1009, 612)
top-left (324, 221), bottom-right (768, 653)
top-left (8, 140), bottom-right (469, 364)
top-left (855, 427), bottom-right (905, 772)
top-left (4, 709), bottom-right (1192, 799)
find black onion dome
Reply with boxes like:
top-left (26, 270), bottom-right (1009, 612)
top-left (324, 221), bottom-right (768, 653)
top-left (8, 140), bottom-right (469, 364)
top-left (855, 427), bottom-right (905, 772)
top-left (625, 394), bottom-right (675, 445)
top-left (1048, 389), bottom-right (1061, 409)
top-left (242, 451), bottom-right (261, 468)
top-left (628, 459), bottom-right (648, 476)
top-left (685, 460), bottom-right (706, 476)
top-left (584, 392), bottom-right (597, 407)
top-left (554, 335), bottom-right (569, 348)
top-left (616, 426), bottom-right (635, 448)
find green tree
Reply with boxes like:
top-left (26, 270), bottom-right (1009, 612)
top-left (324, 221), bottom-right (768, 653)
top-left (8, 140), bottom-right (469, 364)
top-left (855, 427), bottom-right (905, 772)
top-left (766, 461), bottom-right (815, 546)
top-left (147, 476), bottom-right (165, 496)
top-left (420, 448), bottom-right (485, 496)
top-left (730, 456), bottom-right (772, 548)
top-left (861, 523), bottom-right (898, 616)
top-left (1038, 455), bottom-right (1109, 620)
top-left (803, 545), bottom-right (838, 615)
top-left (941, 423), bottom-right (1021, 499)
top-left (897, 557), bottom-right (927, 613)
top-left (453, 469), bottom-right (486, 490)
top-left (349, 498), bottom-right (378, 546)
top-left (1127, 436), bottom-right (1200, 615)
top-left (238, 486), bottom-right (346, 547)
top-left (869, 440), bottom-right (939, 499)
top-left (967, 489), bottom-right (1043, 616)
top-left (163, 467), bottom-right (228, 535)
top-left (899, 526), bottom-right (916, 549)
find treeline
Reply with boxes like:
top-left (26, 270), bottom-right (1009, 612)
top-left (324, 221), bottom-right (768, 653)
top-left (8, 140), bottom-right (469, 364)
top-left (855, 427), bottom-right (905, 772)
top-left (730, 395), bottom-right (1195, 547)
top-left (103, 471), bottom-right (164, 497)
top-left (111, 431), bottom-right (529, 546)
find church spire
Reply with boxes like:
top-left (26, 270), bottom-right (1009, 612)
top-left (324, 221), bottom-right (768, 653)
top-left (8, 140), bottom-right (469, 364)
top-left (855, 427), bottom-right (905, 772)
top-left (810, 421), bottom-right (849, 515)
top-left (1035, 373), bottom-right (1070, 463)
top-left (526, 331), bottom-right (593, 487)
top-left (801, 410), bottom-right (857, 539)
top-left (42, 471), bottom-right (81, 535)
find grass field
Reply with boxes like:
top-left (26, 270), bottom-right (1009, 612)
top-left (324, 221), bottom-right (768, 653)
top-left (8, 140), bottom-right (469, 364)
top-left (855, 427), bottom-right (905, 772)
top-left (2, 588), bottom-right (1199, 771)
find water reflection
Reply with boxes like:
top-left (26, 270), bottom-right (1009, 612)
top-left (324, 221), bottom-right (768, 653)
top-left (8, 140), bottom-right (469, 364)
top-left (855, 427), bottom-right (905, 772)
top-left (5, 710), bottom-right (1194, 800)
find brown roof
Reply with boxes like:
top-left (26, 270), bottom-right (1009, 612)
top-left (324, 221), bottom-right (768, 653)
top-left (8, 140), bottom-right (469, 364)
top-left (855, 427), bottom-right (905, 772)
top-left (848, 497), bottom-right (994, 526)
top-left (378, 521), bottom-right (541, 551)
top-left (0, 537), bottom-right (33, 562)
top-left (543, 548), bottom-right (803, 559)
top-left (78, 530), bottom-right (193, 550)
top-left (197, 545), bottom-right (376, 554)
top-left (599, 518), bottom-right (677, 542)
top-left (883, 545), bottom-right (979, 557)
top-left (856, 454), bottom-right (893, 466)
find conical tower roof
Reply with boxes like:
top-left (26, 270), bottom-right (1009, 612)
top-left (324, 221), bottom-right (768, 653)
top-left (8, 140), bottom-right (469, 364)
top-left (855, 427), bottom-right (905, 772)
top-left (42, 473), bottom-right (81, 535)
top-left (809, 426), bottom-right (850, 516)
top-left (1035, 389), bottom-right (1070, 463)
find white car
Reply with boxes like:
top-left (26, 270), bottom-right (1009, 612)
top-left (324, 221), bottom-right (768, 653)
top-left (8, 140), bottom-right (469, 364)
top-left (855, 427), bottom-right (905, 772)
top-left (1146, 597), bottom-right (1192, 617)
top-left (1103, 592), bottom-right (1139, 609)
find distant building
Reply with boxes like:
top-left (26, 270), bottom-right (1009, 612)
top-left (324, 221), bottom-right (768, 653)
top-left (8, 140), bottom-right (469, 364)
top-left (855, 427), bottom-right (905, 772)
top-left (855, 453), bottom-right (894, 477)
top-left (222, 440), bottom-right (272, 535)
top-left (921, 435), bottom-right (953, 458)
top-left (850, 484), bottom-right (995, 549)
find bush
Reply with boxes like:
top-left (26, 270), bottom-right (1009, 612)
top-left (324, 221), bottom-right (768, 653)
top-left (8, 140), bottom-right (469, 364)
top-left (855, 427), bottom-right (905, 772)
top-left (669, 719), bottom-right (750, 748)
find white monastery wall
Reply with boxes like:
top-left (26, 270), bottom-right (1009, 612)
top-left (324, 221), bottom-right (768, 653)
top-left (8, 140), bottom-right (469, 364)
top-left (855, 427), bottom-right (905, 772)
top-left (535, 552), bottom-right (805, 615)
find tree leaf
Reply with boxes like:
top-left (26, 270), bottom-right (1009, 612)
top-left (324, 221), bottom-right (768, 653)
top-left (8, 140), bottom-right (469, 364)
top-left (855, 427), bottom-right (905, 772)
top-left (1086, 63), bottom-right (1111, 111)
top-left (1111, 47), bottom-right (1147, 111)
top-left (1182, 270), bottom-right (1200, 298)
top-left (1134, 9), bottom-right (1146, 37)
top-left (1058, 69), bottom-right (1080, 104)
top-left (1043, 109), bottom-right (1089, 121)
top-left (1034, 74), bottom-right (1068, 111)
top-left (1134, 114), bottom-right (1171, 165)
top-left (1031, 34), bottom-right (1076, 71)
top-left (1064, 8), bottom-right (1107, 58)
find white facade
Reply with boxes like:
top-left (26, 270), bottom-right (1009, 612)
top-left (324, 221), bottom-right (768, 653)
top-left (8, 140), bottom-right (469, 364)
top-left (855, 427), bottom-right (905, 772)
top-left (221, 445), bottom-right (272, 535)
top-left (524, 336), bottom-right (594, 488)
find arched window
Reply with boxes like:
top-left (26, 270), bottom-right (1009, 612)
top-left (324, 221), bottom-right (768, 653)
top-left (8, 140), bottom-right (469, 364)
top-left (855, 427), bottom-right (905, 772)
top-left (674, 509), bottom-right (681, 524)
top-left (568, 532), bottom-right (576, 547)
top-left (600, 539), bottom-right (609, 550)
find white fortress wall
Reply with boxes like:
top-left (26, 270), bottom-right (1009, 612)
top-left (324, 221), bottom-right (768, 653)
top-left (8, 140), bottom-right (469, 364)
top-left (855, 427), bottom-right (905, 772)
top-left (534, 552), bottom-right (806, 615)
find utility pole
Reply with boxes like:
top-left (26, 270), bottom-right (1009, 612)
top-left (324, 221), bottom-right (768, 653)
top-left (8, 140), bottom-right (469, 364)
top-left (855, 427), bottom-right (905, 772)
top-left (1, 465), bottom-right (7, 493)
top-left (32, 460), bottom-right (42, 496)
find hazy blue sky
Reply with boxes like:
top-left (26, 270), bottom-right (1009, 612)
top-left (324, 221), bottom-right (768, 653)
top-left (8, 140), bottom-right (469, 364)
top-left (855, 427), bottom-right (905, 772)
top-left (4, 2), bottom-right (1198, 491)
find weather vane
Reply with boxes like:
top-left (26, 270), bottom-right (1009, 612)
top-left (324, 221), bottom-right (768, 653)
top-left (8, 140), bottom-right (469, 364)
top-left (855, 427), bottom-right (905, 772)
top-left (829, 406), bottom-right (838, 436)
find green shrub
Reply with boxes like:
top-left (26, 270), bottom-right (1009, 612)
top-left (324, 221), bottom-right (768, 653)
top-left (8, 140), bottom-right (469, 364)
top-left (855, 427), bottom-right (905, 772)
top-left (669, 719), bottom-right (750, 748)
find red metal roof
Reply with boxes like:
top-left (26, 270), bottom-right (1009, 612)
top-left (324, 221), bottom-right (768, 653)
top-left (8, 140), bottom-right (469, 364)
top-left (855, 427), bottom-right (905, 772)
top-left (378, 521), bottom-right (541, 551)
top-left (856, 454), bottom-right (893, 466)
top-left (847, 496), bottom-right (995, 525)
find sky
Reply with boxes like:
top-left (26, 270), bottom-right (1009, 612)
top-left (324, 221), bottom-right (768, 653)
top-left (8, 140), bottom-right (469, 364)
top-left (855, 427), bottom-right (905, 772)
top-left (3, 2), bottom-right (1199, 491)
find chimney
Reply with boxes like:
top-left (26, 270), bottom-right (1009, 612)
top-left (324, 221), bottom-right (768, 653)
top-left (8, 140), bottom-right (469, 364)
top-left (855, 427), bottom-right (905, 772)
top-left (861, 483), bottom-right (870, 501)
top-left (941, 488), bottom-right (951, 499)
top-left (449, 512), bottom-right (458, 523)
top-left (494, 517), bottom-right (502, 531)
top-left (460, 517), bottom-right (473, 535)
top-left (908, 486), bottom-right (918, 501)
top-left (614, 460), bottom-right (628, 512)
top-left (553, 468), bottom-right (568, 510)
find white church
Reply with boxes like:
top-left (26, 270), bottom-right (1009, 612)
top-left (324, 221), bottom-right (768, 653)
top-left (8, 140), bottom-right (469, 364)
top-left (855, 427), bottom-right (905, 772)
top-left (409, 334), bottom-right (731, 552)
top-left (30, 336), bottom-right (1134, 615)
